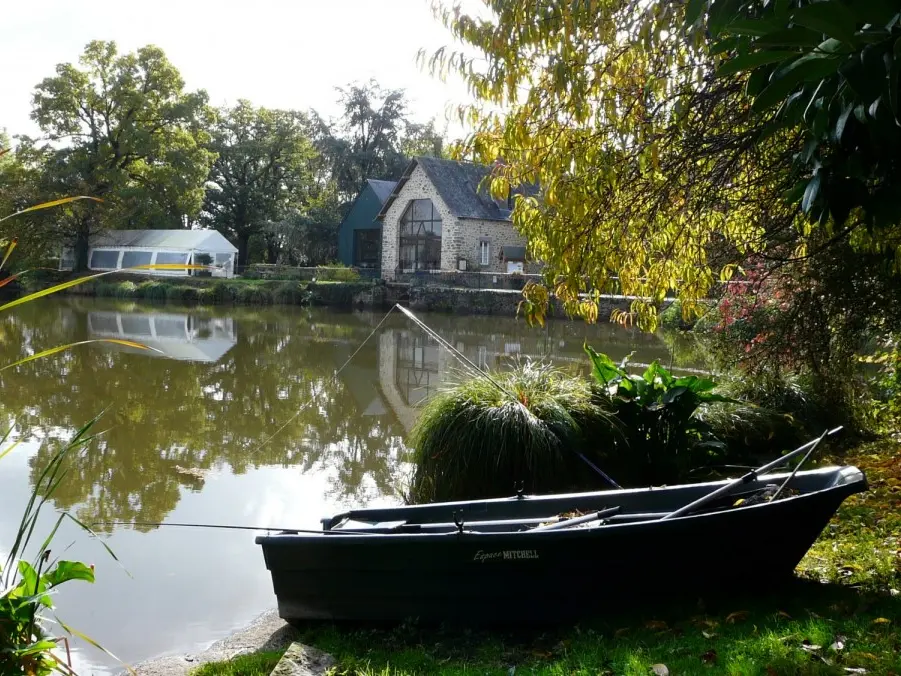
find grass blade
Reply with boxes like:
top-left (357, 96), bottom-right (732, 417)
top-left (54, 615), bottom-right (135, 675)
top-left (0, 339), bottom-right (162, 372)
top-left (0, 237), bottom-right (18, 272)
top-left (0, 197), bottom-right (103, 224)
top-left (0, 438), bottom-right (23, 462)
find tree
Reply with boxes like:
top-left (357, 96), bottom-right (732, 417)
top-left (316, 80), bottom-right (447, 201)
top-left (25, 41), bottom-right (215, 270)
top-left (699, 1), bottom-right (901, 255)
top-left (202, 101), bottom-right (320, 266)
top-left (429, 1), bottom-right (901, 330)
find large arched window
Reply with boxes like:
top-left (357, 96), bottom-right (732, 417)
top-left (399, 199), bottom-right (442, 271)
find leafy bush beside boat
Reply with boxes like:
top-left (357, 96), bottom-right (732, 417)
top-left (584, 347), bottom-right (741, 486)
top-left (408, 347), bottom-right (753, 503)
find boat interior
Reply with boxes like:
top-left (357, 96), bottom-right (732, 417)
top-left (318, 466), bottom-right (864, 535)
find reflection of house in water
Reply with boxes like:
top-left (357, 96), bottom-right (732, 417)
top-left (375, 322), bottom-right (698, 435)
top-left (87, 311), bottom-right (238, 362)
top-left (377, 327), bottom-right (551, 434)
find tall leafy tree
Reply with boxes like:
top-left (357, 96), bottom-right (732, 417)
top-left (316, 80), bottom-right (446, 201)
top-left (429, 1), bottom-right (901, 329)
top-left (201, 100), bottom-right (320, 266)
top-left (25, 41), bottom-right (215, 270)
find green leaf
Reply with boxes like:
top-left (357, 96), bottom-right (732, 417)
top-left (802, 173), bottom-right (822, 213)
top-left (685, 0), bottom-right (707, 28)
top-left (715, 50), bottom-right (800, 78)
top-left (755, 26), bottom-right (824, 48)
top-left (835, 102), bottom-right (855, 141)
top-left (708, 0), bottom-right (742, 38)
top-left (725, 18), bottom-right (783, 37)
top-left (662, 386), bottom-right (688, 404)
top-left (752, 55), bottom-right (845, 113)
top-left (891, 37), bottom-right (901, 119)
top-left (584, 344), bottom-right (623, 385)
top-left (43, 560), bottom-right (95, 587)
top-left (791, 2), bottom-right (858, 44)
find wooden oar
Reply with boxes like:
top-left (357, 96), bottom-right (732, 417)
top-left (660, 427), bottom-right (841, 521)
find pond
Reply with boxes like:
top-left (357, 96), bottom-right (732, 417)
top-left (0, 298), bottom-right (704, 674)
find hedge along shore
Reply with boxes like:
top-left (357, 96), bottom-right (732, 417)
top-left (9, 272), bottom-right (654, 317)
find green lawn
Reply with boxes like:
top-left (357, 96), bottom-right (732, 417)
top-left (191, 651), bottom-right (283, 676)
top-left (200, 441), bottom-right (901, 675)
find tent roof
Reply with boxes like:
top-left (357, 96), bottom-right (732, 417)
top-left (89, 229), bottom-right (238, 253)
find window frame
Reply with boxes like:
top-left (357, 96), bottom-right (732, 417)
top-left (479, 240), bottom-right (491, 266)
top-left (398, 199), bottom-right (442, 271)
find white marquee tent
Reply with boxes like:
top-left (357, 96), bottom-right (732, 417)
top-left (60, 229), bottom-right (238, 278)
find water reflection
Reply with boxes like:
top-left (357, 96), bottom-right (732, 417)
top-left (88, 310), bottom-right (237, 362)
top-left (0, 299), bottom-right (704, 672)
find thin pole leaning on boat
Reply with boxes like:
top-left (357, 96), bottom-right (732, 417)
top-left (92, 521), bottom-right (385, 535)
top-left (531, 506), bottom-right (622, 531)
top-left (660, 426), bottom-right (842, 521)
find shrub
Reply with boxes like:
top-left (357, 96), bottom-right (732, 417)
top-left (209, 281), bottom-right (237, 303)
top-left (236, 284), bottom-right (272, 305)
top-left (113, 280), bottom-right (138, 299)
top-left (272, 281), bottom-right (304, 305)
top-left (165, 285), bottom-right (199, 303)
top-left (408, 360), bottom-right (617, 503)
top-left (585, 347), bottom-right (740, 486)
top-left (137, 281), bottom-right (169, 301)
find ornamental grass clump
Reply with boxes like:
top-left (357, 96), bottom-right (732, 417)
top-left (408, 360), bottom-right (617, 504)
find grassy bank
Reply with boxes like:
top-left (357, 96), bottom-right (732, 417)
top-left (197, 441), bottom-right (900, 676)
top-left (14, 271), bottom-right (376, 307)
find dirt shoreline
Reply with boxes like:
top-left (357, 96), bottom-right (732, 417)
top-left (129, 609), bottom-right (296, 676)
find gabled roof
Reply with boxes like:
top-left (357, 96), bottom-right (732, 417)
top-left (366, 179), bottom-right (397, 203)
top-left (377, 156), bottom-right (536, 223)
top-left (89, 229), bottom-right (238, 253)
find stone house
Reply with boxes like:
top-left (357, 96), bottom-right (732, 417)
top-left (376, 156), bottom-right (537, 276)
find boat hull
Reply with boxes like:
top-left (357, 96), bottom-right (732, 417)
top-left (256, 466), bottom-right (866, 624)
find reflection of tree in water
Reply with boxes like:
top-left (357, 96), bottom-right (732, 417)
top-left (0, 302), bottom-right (406, 531)
top-left (1, 300), bottom-right (688, 531)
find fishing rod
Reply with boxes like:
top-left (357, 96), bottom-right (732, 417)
top-left (92, 521), bottom-right (386, 535)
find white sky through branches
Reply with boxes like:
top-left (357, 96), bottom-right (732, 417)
top-left (2, 0), bottom-right (484, 141)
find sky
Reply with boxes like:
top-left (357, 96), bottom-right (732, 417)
top-left (1, 0), bottom-right (485, 141)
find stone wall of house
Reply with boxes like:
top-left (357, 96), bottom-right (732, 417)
top-left (452, 218), bottom-right (534, 274)
top-left (379, 163), bottom-right (540, 275)
top-left (380, 164), bottom-right (458, 273)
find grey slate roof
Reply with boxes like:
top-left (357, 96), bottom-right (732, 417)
top-left (366, 179), bottom-right (397, 204)
top-left (377, 156), bottom-right (537, 222)
top-left (89, 229), bottom-right (237, 253)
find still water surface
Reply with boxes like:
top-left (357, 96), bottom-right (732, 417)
top-left (0, 299), bottom-right (701, 674)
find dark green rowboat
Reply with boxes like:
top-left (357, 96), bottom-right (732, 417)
top-left (256, 464), bottom-right (866, 624)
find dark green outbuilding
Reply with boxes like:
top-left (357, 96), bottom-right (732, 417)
top-left (336, 179), bottom-right (396, 270)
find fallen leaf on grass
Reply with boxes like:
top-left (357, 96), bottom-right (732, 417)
top-left (800, 641), bottom-right (823, 653)
top-left (701, 630), bottom-right (717, 639)
top-left (830, 637), bottom-right (846, 652)
top-left (701, 649), bottom-right (717, 664)
top-left (651, 664), bottom-right (669, 676)
top-left (871, 617), bottom-right (891, 625)
top-left (844, 669), bottom-right (867, 674)
top-left (726, 611), bottom-right (749, 624)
